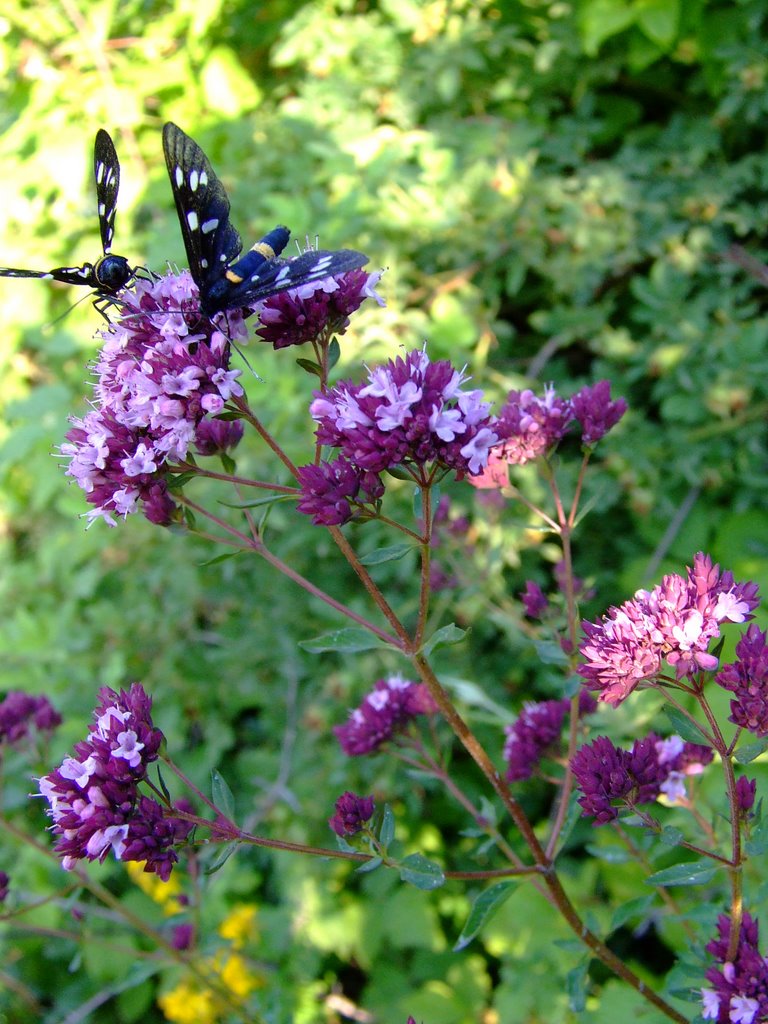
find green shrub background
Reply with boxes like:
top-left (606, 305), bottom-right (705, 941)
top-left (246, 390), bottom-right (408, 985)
top-left (1, 0), bottom-right (767, 1021)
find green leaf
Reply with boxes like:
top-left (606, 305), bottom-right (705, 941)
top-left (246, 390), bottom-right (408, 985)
top-left (413, 487), bottom-right (424, 520)
top-left (636, 0), bottom-right (679, 48)
top-left (662, 706), bottom-right (709, 745)
top-left (585, 843), bottom-right (633, 864)
top-left (399, 853), bottom-right (445, 890)
top-left (201, 47), bottom-right (263, 115)
top-left (166, 471), bottom-right (197, 491)
top-left (295, 357), bottom-right (322, 377)
top-left (327, 337), bottom-right (341, 370)
top-left (532, 639), bottom-right (569, 666)
top-left (566, 959), bottom-right (590, 1013)
top-left (422, 623), bottom-right (468, 656)
top-left (360, 543), bottom-right (414, 566)
top-left (205, 841), bottom-right (240, 875)
top-left (299, 628), bottom-right (394, 653)
top-left (659, 826), bottom-right (685, 847)
top-left (219, 493), bottom-right (296, 510)
top-left (356, 855), bottom-right (383, 874)
top-left (198, 550), bottom-right (240, 567)
top-left (379, 804), bottom-right (395, 848)
top-left (610, 894), bottom-right (655, 932)
top-left (453, 882), bottom-right (517, 951)
top-left (745, 816), bottom-right (768, 856)
top-left (211, 768), bottom-right (236, 821)
top-left (645, 860), bottom-right (718, 887)
top-left (734, 736), bottom-right (768, 764)
top-left (578, 0), bottom-right (636, 56)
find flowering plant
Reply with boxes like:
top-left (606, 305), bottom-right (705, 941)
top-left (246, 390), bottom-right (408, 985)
top-left (3, 251), bottom-right (767, 1024)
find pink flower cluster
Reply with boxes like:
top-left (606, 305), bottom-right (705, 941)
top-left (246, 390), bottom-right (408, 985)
top-left (470, 380), bottom-right (627, 488)
top-left (578, 553), bottom-right (759, 706)
top-left (298, 349), bottom-right (499, 524)
top-left (62, 271), bottom-right (247, 526)
top-left (38, 684), bottom-right (190, 880)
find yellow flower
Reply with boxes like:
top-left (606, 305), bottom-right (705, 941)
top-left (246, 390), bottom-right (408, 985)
top-left (218, 953), bottom-right (262, 998)
top-left (125, 860), bottom-right (184, 915)
top-left (217, 903), bottom-right (258, 948)
top-left (158, 982), bottom-right (217, 1024)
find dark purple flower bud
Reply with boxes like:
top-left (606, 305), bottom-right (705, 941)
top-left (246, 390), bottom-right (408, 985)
top-left (120, 796), bottom-right (183, 882)
top-left (503, 699), bottom-right (568, 782)
top-left (0, 871), bottom-right (9, 902)
top-left (628, 735), bottom-right (666, 804)
top-left (329, 792), bottom-right (375, 837)
top-left (254, 269), bottom-right (384, 349)
top-left (717, 625), bottom-right (768, 737)
top-left (578, 690), bottom-right (598, 716)
top-left (296, 457), bottom-right (367, 526)
top-left (142, 483), bottom-right (178, 527)
top-left (520, 580), bottom-right (549, 619)
top-left (571, 736), bottom-right (634, 824)
top-left (736, 776), bottom-right (757, 814)
top-left (171, 922), bottom-right (194, 950)
top-left (334, 675), bottom-right (437, 756)
top-left (570, 380), bottom-right (627, 446)
top-left (0, 692), bottom-right (61, 744)
top-left (429, 563), bottom-right (458, 592)
top-left (194, 417), bottom-right (245, 456)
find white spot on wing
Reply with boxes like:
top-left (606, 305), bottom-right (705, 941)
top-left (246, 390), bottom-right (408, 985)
top-left (95, 162), bottom-right (104, 184)
top-left (190, 170), bottom-right (199, 192)
top-left (175, 167), bottom-right (183, 188)
top-left (201, 218), bottom-right (219, 234)
top-left (187, 211), bottom-right (199, 231)
top-left (200, 171), bottom-right (208, 186)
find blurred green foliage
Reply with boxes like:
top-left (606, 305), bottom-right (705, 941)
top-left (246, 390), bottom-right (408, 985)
top-left (1, 0), bottom-right (767, 1021)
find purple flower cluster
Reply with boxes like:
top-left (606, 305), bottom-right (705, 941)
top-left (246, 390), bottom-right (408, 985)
top-left (504, 693), bottom-right (597, 782)
top-left (61, 270), bottom-right (247, 526)
top-left (578, 553), bottom-right (759, 706)
top-left (716, 625), bottom-right (768, 737)
top-left (334, 674), bottom-right (438, 756)
top-left (702, 912), bottom-right (768, 1023)
top-left (470, 380), bottom-right (627, 488)
top-left (571, 733), bottom-right (714, 825)
top-left (0, 691), bottom-right (61, 745)
top-left (254, 268), bottom-right (384, 349)
top-left (298, 349), bottom-right (499, 525)
top-left (38, 684), bottom-right (190, 880)
top-left (328, 791), bottom-right (376, 837)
